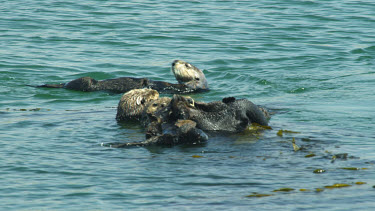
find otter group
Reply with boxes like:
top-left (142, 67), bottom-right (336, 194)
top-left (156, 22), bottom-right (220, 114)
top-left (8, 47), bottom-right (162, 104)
top-left (113, 89), bottom-right (269, 147)
top-left (37, 60), bottom-right (270, 147)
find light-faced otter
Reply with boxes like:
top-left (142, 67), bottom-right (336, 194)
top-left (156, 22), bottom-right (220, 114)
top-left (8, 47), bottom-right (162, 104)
top-left (115, 88), bottom-right (194, 123)
top-left (172, 60), bottom-right (208, 90)
top-left (171, 95), bottom-right (269, 133)
top-left (37, 60), bottom-right (208, 94)
top-left (116, 89), bottom-right (159, 121)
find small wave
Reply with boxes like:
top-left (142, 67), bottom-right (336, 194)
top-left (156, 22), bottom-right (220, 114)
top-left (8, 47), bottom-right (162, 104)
top-left (139, 35), bottom-right (174, 40)
top-left (289, 87), bottom-right (309, 94)
top-left (256, 79), bottom-right (273, 86)
top-left (350, 45), bottom-right (375, 54)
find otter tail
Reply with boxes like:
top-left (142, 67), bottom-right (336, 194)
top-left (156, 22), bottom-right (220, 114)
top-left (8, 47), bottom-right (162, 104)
top-left (29, 83), bottom-right (66, 88)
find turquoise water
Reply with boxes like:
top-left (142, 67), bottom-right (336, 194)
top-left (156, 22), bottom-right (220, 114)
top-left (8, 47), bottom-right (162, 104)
top-left (1, 0), bottom-right (375, 210)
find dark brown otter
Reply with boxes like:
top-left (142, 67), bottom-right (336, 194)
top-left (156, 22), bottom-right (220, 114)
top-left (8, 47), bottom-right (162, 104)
top-left (171, 95), bottom-right (269, 133)
top-left (37, 60), bottom-right (208, 94)
top-left (110, 119), bottom-right (208, 147)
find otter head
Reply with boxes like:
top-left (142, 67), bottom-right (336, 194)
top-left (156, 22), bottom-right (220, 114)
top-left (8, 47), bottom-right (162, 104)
top-left (171, 94), bottom-right (195, 120)
top-left (171, 60), bottom-right (208, 90)
top-left (143, 97), bottom-right (172, 122)
top-left (116, 89), bottom-right (159, 121)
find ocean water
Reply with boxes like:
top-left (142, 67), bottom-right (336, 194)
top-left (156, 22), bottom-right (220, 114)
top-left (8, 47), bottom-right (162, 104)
top-left (1, 0), bottom-right (375, 210)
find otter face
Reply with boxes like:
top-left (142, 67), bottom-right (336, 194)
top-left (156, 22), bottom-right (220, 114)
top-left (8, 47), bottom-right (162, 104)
top-left (145, 97), bottom-right (172, 118)
top-left (116, 89), bottom-right (159, 121)
top-left (171, 60), bottom-right (208, 90)
top-left (142, 97), bottom-right (172, 129)
top-left (171, 95), bottom-right (196, 120)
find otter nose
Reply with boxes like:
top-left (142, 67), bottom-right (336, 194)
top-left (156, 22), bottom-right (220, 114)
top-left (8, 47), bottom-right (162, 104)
top-left (172, 60), bottom-right (180, 67)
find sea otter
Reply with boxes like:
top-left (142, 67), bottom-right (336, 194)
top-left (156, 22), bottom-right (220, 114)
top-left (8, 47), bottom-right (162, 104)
top-left (36, 60), bottom-right (208, 94)
top-left (170, 95), bottom-right (269, 133)
top-left (110, 119), bottom-right (208, 147)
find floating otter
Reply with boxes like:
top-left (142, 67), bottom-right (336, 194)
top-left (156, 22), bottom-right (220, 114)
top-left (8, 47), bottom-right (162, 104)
top-left (37, 60), bottom-right (208, 94)
top-left (171, 95), bottom-right (269, 133)
top-left (110, 119), bottom-right (208, 147)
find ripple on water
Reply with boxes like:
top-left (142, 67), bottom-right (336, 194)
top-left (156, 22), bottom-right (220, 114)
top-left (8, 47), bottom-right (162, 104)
top-left (1, 0), bottom-right (375, 210)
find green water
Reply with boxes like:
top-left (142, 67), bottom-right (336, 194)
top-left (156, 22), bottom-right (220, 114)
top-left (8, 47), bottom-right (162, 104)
top-left (1, 0), bottom-right (375, 210)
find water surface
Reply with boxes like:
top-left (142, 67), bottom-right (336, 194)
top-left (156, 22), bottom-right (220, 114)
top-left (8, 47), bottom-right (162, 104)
top-left (1, 0), bottom-right (375, 210)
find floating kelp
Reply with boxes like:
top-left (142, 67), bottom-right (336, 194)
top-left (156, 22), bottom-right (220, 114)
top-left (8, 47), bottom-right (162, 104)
top-left (192, 155), bottom-right (203, 158)
top-left (291, 138), bottom-right (300, 152)
top-left (246, 193), bottom-right (274, 198)
top-left (329, 153), bottom-right (359, 163)
top-left (305, 153), bottom-right (316, 158)
top-left (341, 167), bottom-right (367, 171)
top-left (250, 123), bottom-right (273, 130)
top-left (246, 181), bottom-right (368, 199)
top-left (277, 129), bottom-right (300, 137)
top-left (242, 123), bottom-right (272, 136)
top-left (334, 153), bottom-right (348, 159)
top-left (331, 153), bottom-right (347, 163)
top-left (355, 182), bottom-right (366, 185)
top-left (272, 188), bottom-right (295, 192)
top-left (313, 169), bottom-right (326, 174)
top-left (324, 183), bottom-right (352, 189)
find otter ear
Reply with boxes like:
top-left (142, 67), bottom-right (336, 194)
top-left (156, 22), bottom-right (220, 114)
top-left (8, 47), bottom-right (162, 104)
top-left (187, 98), bottom-right (195, 107)
top-left (222, 97), bottom-right (236, 104)
top-left (136, 96), bottom-right (142, 105)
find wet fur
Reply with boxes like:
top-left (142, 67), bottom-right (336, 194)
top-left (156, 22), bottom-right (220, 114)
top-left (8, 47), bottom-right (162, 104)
top-left (37, 60), bottom-right (208, 94)
top-left (171, 95), bottom-right (269, 133)
top-left (116, 89), bottom-right (159, 121)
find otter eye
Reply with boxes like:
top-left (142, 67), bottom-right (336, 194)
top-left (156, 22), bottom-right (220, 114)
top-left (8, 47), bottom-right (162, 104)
top-left (187, 99), bottom-right (194, 105)
top-left (195, 77), bottom-right (200, 81)
top-left (153, 103), bottom-right (158, 107)
top-left (141, 99), bottom-right (146, 104)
